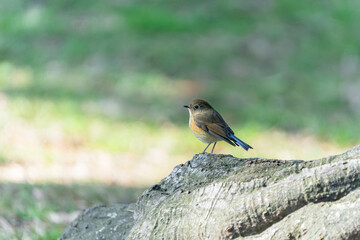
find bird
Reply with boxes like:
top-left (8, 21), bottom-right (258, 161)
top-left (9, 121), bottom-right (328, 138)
top-left (184, 99), bottom-right (253, 154)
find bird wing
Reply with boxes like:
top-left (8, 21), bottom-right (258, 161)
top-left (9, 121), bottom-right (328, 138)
top-left (206, 123), bottom-right (236, 146)
top-left (211, 109), bottom-right (234, 134)
top-left (194, 112), bottom-right (236, 146)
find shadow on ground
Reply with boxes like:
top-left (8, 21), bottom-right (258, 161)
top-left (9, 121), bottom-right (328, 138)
top-left (0, 182), bottom-right (146, 240)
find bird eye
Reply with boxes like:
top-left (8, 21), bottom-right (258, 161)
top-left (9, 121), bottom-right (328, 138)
top-left (194, 105), bottom-right (199, 110)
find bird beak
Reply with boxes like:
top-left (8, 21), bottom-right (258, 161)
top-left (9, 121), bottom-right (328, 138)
top-left (184, 105), bottom-right (189, 108)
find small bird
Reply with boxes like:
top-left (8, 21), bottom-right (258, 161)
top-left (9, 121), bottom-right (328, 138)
top-left (184, 99), bottom-right (253, 154)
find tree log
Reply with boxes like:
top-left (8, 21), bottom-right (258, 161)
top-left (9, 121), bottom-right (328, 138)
top-left (61, 145), bottom-right (360, 240)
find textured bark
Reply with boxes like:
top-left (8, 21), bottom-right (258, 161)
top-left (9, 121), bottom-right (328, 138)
top-left (61, 145), bottom-right (360, 240)
top-left (60, 204), bottom-right (135, 240)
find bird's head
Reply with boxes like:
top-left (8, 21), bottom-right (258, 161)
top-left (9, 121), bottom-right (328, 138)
top-left (184, 99), bottom-right (213, 116)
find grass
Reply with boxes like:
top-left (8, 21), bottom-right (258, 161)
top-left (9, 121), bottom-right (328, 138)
top-left (0, 0), bottom-right (360, 239)
top-left (1, 0), bottom-right (359, 143)
top-left (0, 182), bottom-right (144, 240)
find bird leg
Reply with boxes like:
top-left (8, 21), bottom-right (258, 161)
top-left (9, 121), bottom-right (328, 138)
top-left (202, 143), bottom-right (211, 154)
top-left (211, 142), bottom-right (217, 153)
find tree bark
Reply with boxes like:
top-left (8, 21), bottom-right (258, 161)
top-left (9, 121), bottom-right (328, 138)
top-left (61, 145), bottom-right (360, 240)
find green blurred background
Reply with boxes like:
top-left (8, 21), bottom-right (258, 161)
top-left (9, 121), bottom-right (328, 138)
top-left (0, 0), bottom-right (359, 238)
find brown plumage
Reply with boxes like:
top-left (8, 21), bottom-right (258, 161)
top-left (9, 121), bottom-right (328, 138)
top-left (184, 99), bottom-right (252, 153)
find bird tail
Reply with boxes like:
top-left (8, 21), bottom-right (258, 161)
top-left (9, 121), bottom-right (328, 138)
top-left (229, 133), bottom-right (253, 151)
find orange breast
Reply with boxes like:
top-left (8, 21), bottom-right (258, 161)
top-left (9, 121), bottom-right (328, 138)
top-left (189, 116), bottom-right (218, 144)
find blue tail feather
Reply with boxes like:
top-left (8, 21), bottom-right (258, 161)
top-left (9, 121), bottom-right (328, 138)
top-left (229, 133), bottom-right (253, 151)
